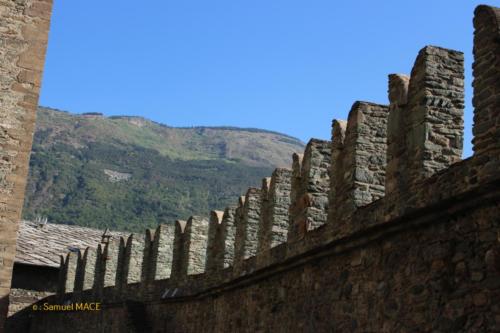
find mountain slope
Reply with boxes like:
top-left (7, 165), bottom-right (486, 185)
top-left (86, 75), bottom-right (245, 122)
top-left (22, 107), bottom-right (304, 232)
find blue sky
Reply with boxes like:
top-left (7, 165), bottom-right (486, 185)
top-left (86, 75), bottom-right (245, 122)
top-left (40, 1), bottom-right (487, 157)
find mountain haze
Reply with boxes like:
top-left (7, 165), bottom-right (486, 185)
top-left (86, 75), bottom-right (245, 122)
top-left (22, 107), bottom-right (304, 232)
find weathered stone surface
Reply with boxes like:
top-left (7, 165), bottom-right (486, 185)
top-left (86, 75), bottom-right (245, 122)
top-left (385, 46), bottom-right (464, 198)
top-left (102, 239), bottom-right (120, 289)
top-left (386, 74), bottom-right (410, 194)
top-left (289, 139), bottom-right (331, 241)
top-left (472, 5), bottom-right (500, 155)
top-left (258, 168), bottom-right (292, 253)
top-left (406, 46), bottom-right (464, 187)
top-left (5, 5), bottom-right (500, 333)
top-left (205, 210), bottom-right (224, 272)
top-left (329, 101), bottom-right (388, 234)
top-left (219, 206), bottom-right (237, 269)
top-left (140, 229), bottom-right (154, 283)
top-left (57, 252), bottom-right (78, 295)
top-left (185, 216), bottom-right (209, 275)
top-left (150, 224), bottom-right (174, 280)
top-left (234, 188), bottom-right (261, 271)
top-left (92, 239), bottom-right (120, 298)
top-left (171, 220), bottom-right (187, 279)
top-left (257, 178), bottom-right (272, 254)
top-left (79, 247), bottom-right (97, 292)
top-left (73, 251), bottom-right (85, 293)
top-left (288, 153), bottom-right (303, 238)
top-left (172, 217), bottom-right (209, 279)
top-left (115, 237), bottom-right (127, 290)
top-left (0, 0), bottom-right (53, 323)
top-left (17, 155), bottom-right (500, 332)
top-left (7, 288), bottom-right (53, 317)
top-left (327, 120), bottom-right (346, 226)
top-left (117, 234), bottom-right (144, 289)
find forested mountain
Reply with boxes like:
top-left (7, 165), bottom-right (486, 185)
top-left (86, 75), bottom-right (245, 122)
top-left (22, 107), bottom-right (304, 232)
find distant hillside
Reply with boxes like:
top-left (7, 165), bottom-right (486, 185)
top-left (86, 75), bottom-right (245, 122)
top-left (22, 107), bottom-right (304, 232)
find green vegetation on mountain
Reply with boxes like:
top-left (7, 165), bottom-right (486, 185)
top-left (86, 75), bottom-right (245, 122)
top-left (22, 107), bottom-right (304, 232)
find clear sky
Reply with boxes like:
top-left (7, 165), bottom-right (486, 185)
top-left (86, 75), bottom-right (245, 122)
top-left (40, 0), bottom-right (489, 157)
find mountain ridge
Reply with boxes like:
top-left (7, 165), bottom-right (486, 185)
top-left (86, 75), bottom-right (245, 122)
top-left (41, 106), bottom-right (304, 144)
top-left (22, 107), bottom-right (304, 232)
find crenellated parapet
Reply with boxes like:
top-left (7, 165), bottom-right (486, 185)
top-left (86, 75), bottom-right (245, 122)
top-left (288, 139), bottom-right (331, 241)
top-left (171, 217), bottom-right (210, 279)
top-left (327, 120), bottom-right (346, 228)
top-left (219, 206), bottom-right (237, 269)
top-left (171, 220), bottom-right (187, 279)
top-left (185, 216), bottom-right (210, 275)
top-left (76, 247), bottom-right (98, 292)
top-left (328, 102), bottom-right (389, 234)
top-left (257, 168), bottom-right (292, 253)
top-left (91, 238), bottom-right (121, 298)
top-left (140, 229), bottom-right (154, 284)
top-left (472, 5), bottom-right (500, 156)
top-left (256, 177), bottom-right (272, 254)
top-left (103, 238), bottom-right (121, 289)
top-left (288, 153), bottom-right (303, 236)
top-left (148, 224), bottom-right (175, 282)
top-left (233, 188), bottom-right (262, 272)
top-left (386, 74), bottom-right (409, 194)
top-left (116, 234), bottom-right (145, 290)
top-left (205, 210), bottom-right (225, 272)
top-left (405, 46), bottom-right (464, 187)
top-left (57, 251), bottom-right (78, 296)
top-left (49, 8), bottom-right (500, 326)
top-left (384, 46), bottom-right (465, 205)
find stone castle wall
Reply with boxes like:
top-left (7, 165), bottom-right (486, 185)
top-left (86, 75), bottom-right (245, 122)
top-left (6, 4), bottom-right (500, 333)
top-left (0, 0), bottom-right (53, 327)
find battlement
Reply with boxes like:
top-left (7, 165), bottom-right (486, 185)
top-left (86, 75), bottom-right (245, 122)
top-left (10, 5), bottom-right (500, 332)
top-left (48, 4), bottom-right (499, 305)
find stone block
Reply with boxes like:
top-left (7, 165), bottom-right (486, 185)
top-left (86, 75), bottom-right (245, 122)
top-left (185, 216), bottom-right (209, 275)
top-left (0, 0), bottom-right (53, 323)
top-left (329, 102), bottom-right (389, 234)
top-left (116, 234), bottom-right (145, 290)
top-left (257, 177), bottom-right (272, 253)
top-left (81, 247), bottom-right (98, 291)
top-left (103, 239), bottom-right (120, 288)
top-left (386, 74), bottom-right (410, 195)
top-left (140, 229), bottom-right (154, 283)
top-left (205, 210), bottom-right (225, 272)
top-left (57, 251), bottom-right (78, 295)
top-left (234, 188), bottom-right (262, 271)
top-left (258, 168), bottom-right (292, 253)
top-left (172, 217), bottom-right (209, 278)
top-left (115, 237), bottom-right (127, 290)
top-left (171, 220), bottom-right (187, 279)
top-left (150, 224), bottom-right (175, 280)
top-left (219, 206), bottom-right (237, 269)
top-left (406, 46), bottom-right (464, 187)
top-left (289, 139), bottom-right (331, 241)
top-left (327, 120), bottom-right (347, 226)
top-left (472, 6), bottom-right (500, 155)
top-left (93, 239), bottom-right (120, 298)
